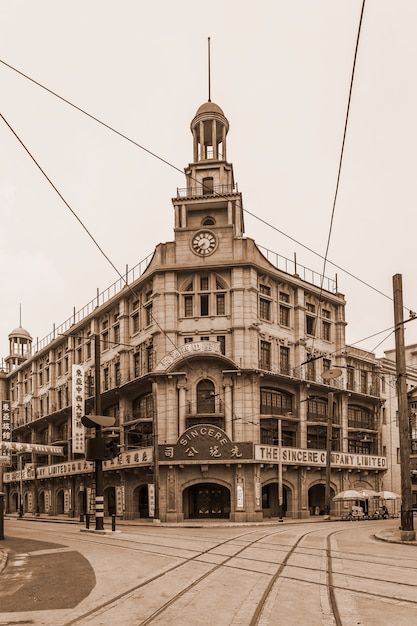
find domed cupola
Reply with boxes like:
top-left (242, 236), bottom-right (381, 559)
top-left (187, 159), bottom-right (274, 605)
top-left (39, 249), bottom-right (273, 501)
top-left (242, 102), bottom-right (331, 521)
top-left (5, 325), bottom-right (32, 372)
top-left (191, 101), bottom-right (229, 162)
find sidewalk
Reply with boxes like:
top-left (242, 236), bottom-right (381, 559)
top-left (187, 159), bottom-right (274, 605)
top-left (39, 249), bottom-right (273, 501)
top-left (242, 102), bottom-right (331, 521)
top-left (4, 512), bottom-right (337, 528)
top-left (374, 527), bottom-right (417, 546)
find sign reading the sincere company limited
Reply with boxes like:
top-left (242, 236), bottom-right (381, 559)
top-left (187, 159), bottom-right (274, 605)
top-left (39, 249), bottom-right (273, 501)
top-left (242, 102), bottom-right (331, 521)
top-left (155, 341), bottom-right (221, 372)
top-left (255, 445), bottom-right (387, 469)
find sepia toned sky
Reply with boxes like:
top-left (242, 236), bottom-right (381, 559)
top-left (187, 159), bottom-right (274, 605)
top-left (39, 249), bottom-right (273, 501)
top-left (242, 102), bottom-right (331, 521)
top-left (1, 0), bottom-right (417, 361)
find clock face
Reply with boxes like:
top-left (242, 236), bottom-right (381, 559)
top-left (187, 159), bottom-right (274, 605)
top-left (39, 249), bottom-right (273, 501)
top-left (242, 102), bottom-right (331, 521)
top-left (191, 231), bottom-right (217, 256)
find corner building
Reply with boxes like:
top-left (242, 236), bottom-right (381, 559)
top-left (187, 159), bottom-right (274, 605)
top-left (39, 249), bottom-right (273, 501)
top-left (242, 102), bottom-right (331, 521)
top-left (1, 100), bottom-right (387, 521)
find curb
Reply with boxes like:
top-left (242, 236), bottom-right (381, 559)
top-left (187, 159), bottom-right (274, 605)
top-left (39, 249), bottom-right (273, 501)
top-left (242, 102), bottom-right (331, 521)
top-left (373, 532), bottom-right (417, 547)
top-left (0, 549), bottom-right (8, 575)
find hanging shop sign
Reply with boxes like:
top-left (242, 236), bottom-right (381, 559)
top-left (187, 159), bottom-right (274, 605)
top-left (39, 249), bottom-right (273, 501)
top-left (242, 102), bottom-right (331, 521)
top-left (3, 448), bottom-right (153, 483)
top-left (0, 441), bottom-right (64, 455)
top-left (154, 341), bottom-right (222, 372)
top-left (148, 484), bottom-right (155, 517)
top-left (236, 483), bottom-right (244, 510)
top-left (0, 401), bottom-right (12, 466)
top-left (116, 485), bottom-right (125, 516)
top-left (71, 365), bottom-right (85, 454)
top-left (159, 424), bottom-right (253, 463)
top-left (254, 445), bottom-right (387, 470)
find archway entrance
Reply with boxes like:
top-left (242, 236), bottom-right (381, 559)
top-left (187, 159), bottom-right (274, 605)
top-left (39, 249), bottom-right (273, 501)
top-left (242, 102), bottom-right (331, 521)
top-left (133, 485), bottom-right (149, 518)
top-left (262, 483), bottom-right (291, 518)
top-left (104, 487), bottom-right (116, 516)
top-left (56, 490), bottom-right (65, 515)
top-left (38, 491), bottom-right (45, 514)
top-left (308, 484), bottom-right (335, 515)
top-left (184, 483), bottom-right (231, 519)
top-left (11, 492), bottom-right (18, 513)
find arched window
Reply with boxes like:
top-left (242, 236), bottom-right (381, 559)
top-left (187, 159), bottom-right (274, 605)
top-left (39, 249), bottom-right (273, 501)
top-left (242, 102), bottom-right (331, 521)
top-left (197, 380), bottom-right (215, 413)
top-left (202, 216), bottom-right (215, 226)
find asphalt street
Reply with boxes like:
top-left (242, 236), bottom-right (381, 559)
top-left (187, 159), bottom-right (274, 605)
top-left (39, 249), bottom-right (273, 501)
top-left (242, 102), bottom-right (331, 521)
top-left (0, 518), bottom-right (416, 625)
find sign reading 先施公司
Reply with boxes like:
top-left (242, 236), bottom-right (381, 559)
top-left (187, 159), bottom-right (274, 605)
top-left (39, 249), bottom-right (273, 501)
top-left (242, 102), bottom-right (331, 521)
top-left (72, 364), bottom-right (85, 454)
top-left (159, 424), bottom-right (253, 462)
top-left (254, 445), bottom-right (387, 469)
top-left (154, 341), bottom-right (222, 372)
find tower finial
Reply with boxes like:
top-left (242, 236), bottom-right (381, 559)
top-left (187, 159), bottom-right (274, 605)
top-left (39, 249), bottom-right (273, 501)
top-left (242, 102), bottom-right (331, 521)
top-left (208, 37), bottom-right (211, 102)
top-left (19, 302), bottom-right (22, 327)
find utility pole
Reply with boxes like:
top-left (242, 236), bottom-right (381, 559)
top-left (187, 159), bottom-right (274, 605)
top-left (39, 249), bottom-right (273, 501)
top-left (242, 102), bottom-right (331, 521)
top-left (324, 392), bottom-right (334, 519)
top-left (277, 417), bottom-right (283, 521)
top-left (94, 334), bottom-right (104, 531)
top-left (393, 274), bottom-right (415, 539)
top-left (151, 381), bottom-right (160, 521)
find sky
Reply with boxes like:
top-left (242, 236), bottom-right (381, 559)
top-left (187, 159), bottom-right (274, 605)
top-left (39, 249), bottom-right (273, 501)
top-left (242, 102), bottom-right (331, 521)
top-left (1, 0), bottom-right (417, 362)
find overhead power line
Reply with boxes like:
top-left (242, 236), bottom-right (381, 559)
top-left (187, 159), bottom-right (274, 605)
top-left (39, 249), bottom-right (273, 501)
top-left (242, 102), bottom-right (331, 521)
top-left (0, 55), bottom-right (414, 314)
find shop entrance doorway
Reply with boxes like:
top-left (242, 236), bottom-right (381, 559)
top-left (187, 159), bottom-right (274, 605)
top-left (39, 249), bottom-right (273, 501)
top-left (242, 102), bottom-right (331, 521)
top-left (262, 483), bottom-right (291, 517)
top-left (308, 484), bottom-right (335, 515)
top-left (184, 483), bottom-right (231, 519)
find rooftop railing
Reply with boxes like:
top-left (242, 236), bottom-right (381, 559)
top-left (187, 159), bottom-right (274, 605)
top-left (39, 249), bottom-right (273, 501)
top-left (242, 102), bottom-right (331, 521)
top-left (176, 183), bottom-right (238, 198)
top-left (33, 252), bottom-right (153, 354)
top-left (257, 245), bottom-right (337, 294)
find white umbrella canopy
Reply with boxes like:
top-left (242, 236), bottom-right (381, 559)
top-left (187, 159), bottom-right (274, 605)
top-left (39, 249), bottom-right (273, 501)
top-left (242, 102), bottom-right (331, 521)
top-left (356, 489), bottom-right (379, 499)
top-left (333, 490), bottom-right (364, 501)
top-left (377, 491), bottom-right (401, 500)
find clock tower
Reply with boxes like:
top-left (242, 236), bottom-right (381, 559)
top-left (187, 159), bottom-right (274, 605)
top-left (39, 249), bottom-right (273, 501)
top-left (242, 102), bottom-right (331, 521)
top-left (172, 100), bottom-right (244, 264)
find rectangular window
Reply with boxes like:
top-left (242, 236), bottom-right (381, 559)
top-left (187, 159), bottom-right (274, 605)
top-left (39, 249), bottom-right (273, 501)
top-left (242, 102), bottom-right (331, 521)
top-left (322, 321), bottom-right (331, 341)
top-left (200, 336), bottom-right (209, 341)
top-left (306, 359), bottom-right (316, 381)
top-left (103, 367), bottom-right (109, 391)
top-left (200, 276), bottom-right (209, 291)
top-left (323, 359), bottom-right (331, 372)
top-left (200, 294), bottom-right (209, 316)
top-left (306, 303), bottom-right (315, 313)
top-left (280, 346), bottom-right (290, 375)
top-left (146, 304), bottom-right (153, 326)
top-left (260, 341), bottom-right (271, 370)
top-left (134, 352), bottom-right (141, 378)
top-left (132, 312), bottom-right (140, 333)
top-left (114, 363), bottom-right (121, 387)
top-left (322, 309), bottom-right (331, 319)
top-left (184, 337), bottom-right (193, 344)
top-left (113, 325), bottom-right (120, 345)
top-left (360, 370), bottom-right (367, 394)
top-left (39, 371), bottom-right (43, 386)
top-left (279, 305), bottom-right (290, 327)
top-left (57, 360), bottom-right (62, 377)
top-left (306, 315), bottom-right (315, 336)
top-left (102, 319), bottom-right (109, 330)
top-left (259, 284), bottom-right (271, 296)
top-left (102, 331), bottom-right (109, 351)
top-left (217, 336), bottom-right (226, 355)
top-left (146, 345), bottom-right (154, 372)
top-left (184, 295), bottom-right (194, 317)
top-left (279, 292), bottom-right (290, 303)
top-left (259, 298), bottom-right (271, 321)
top-left (383, 445), bottom-right (386, 458)
top-left (347, 367), bottom-right (354, 390)
top-left (216, 293), bottom-right (225, 315)
top-left (382, 407), bottom-right (387, 425)
top-left (381, 376), bottom-right (386, 393)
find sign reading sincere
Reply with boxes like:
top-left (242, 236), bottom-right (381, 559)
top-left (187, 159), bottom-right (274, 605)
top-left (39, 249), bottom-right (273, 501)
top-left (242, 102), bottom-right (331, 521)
top-left (255, 445), bottom-right (387, 470)
top-left (72, 365), bottom-right (85, 454)
top-left (154, 341), bottom-right (222, 372)
top-left (160, 425), bottom-right (253, 462)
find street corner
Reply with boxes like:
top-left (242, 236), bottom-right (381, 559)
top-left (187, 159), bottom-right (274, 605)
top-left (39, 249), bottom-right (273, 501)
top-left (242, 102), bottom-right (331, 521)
top-left (0, 535), bottom-right (96, 614)
top-left (374, 528), bottom-right (417, 545)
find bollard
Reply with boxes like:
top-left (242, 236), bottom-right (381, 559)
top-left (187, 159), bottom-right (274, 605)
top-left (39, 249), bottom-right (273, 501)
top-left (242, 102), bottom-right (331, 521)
top-left (85, 513), bottom-right (90, 530)
top-left (111, 514), bottom-right (116, 532)
top-left (0, 492), bottom-right (4, 541)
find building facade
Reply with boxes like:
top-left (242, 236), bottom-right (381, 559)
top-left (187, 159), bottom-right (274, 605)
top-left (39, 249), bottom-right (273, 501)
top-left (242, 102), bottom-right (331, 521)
top-left (0, 100), bottom-right (392, 521)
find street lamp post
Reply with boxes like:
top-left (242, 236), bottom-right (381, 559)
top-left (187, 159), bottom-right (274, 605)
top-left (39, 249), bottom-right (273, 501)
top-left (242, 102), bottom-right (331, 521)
top-left (18, 454), bottom-right (23, 518)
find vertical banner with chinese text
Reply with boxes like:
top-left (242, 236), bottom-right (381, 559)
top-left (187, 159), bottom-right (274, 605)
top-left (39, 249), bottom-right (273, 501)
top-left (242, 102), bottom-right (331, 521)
top-left (72, 364), bottom-right (85, 454)
top-left (148, 484), bottom-right (155, 517)
top-left (1, 401), bottom-right (12, 465)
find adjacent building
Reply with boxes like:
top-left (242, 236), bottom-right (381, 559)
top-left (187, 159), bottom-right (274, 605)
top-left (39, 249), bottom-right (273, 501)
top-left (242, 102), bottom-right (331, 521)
top-left (0, 99), bottom-right (399, 521)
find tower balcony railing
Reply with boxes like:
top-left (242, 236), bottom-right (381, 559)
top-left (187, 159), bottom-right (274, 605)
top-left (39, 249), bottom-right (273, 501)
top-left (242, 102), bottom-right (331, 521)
top-left (176, 183), bottom-right (238, 199)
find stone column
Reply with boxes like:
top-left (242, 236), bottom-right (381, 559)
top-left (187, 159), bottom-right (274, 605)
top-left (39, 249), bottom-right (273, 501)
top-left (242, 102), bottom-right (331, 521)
top-left (222, 124), bottom-right (227, 160)
top-left (212, 120), bottom-right (217, 159)
top-left (178, 383), bottom-right (187, 436)
top-left (193, 127), bottom-right (198, 162)
top-left (298, 468), bottom-right (309, 518)
top-left (199, 121), bottom-right (205, 160)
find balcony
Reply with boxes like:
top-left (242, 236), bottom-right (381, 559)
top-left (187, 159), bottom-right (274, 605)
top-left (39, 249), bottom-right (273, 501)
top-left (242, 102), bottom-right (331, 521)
top-left (176, 184), bottom-right (238, 199)
top-left (186, 399), bottom-right (223, 416)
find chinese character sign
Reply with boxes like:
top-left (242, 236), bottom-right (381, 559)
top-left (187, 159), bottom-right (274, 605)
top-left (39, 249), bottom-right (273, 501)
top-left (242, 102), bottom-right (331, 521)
top-left (1, 400), bottom-right (12, 465)
top-left (72, 364), bottom-right (85, 454)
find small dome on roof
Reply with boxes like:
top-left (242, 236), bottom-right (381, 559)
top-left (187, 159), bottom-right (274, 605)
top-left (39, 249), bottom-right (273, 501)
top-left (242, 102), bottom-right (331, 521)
top-left (8, 326), bottom-right (32, 340)
top-left (196, 101), bottom-right (225, 116)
